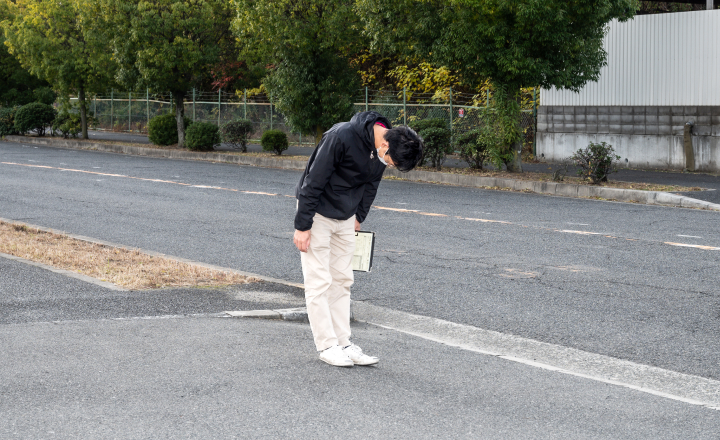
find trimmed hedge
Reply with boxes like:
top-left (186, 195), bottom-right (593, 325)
top-left (14, 102), bottom-right (56, 136)
top-left (220, 119), bottom-right (254, 152)
top-left (420, 126), bottom-right (453, 171)
top-left (148, 113), bottom-right (192, 146)
top-left (185, 121), bottom-right (220, 151)
top-left (261, 129), bottom-right (289, 156)
top-left (0, 107), bottom-right (19, 136)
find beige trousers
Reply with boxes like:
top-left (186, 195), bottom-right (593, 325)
top-left (300, 213), bottom-right (355, 351)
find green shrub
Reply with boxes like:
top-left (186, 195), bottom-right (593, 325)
top-left (0, 107), bottom-right (20, 136)
top-left (571, 142), bottom-right (621, 184)
top-left (14, 102), bottom-right (56, 136)
top-left (185, 122), bottom-right (220, 151)
top-left (220, 119), bottom-right (254, 152)
top-left (410, 118), bottom-right (448, 133)
top-left (52, 111), bottom-right (82, 138)
top-left (148, 113), bottom-right (192, 146)
top-left (261, 129), bottom-right (289, 155)
top-left (419, 126), bottom-right (452, 171)
top-left (455, 129), bottom-right (489, 170)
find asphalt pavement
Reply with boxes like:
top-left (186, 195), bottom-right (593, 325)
top-left (2, 260), bottom-right (720, 438)
top-left (2, 139), bottom-right (720, 436)
top-left (84, 129), bottom-right (720, 203)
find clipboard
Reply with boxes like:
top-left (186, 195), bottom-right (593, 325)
top-left (353, 231), bottom-right (375, 272)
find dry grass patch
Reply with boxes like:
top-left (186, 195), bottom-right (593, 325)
top-left (0, 221), bottom-right (257, 290)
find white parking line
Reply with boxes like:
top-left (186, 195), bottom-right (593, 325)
top-left (352, 302), bottom-right (720, 411)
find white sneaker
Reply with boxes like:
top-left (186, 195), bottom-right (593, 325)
top-left (343, 344), bottom-right (379, 366)
top-left (319, 345), bottom-right (354, 367)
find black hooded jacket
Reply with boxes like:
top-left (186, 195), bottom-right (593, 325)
top-left (294, 111), bottom-right (390, 231)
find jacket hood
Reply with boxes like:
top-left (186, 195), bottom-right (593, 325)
top-left (349, 111), bottom-right (392, 151)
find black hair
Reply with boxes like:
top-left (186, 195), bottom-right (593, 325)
top-left (384, 126), bottom-right (423, 172)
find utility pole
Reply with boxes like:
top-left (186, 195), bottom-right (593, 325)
top-left (708, 0), bottom-right (714, 10)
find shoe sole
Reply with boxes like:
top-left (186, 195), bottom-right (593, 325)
top-left (353, 359), bottom-right (379, 366)
top-left (320, 358), bottom-right (354, 367)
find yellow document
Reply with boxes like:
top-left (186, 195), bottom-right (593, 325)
top-left (353, 231), bottom-right (375, 272)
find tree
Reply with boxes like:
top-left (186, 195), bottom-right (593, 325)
top-left (357, 0), bottom-right (636, 171)
top-left (102, 0), bottom-right (235, 148)
top-left (233, 0), bottom-right (363, 143)
top-left (0, 40), bottom-right (51, 107)
top-left (1, 0), bottom-right (117, 138)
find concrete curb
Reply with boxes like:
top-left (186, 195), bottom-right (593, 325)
top-left (0, 251), bottom-right (127, 291)
top-left (5, 135), bottom-right (720, 211)
top-left (0, 216), bottom-right (304, 290)
top-left (4, 135), bottom-right (309, 171)
top-left (225, 308), bottom-right (308, 322)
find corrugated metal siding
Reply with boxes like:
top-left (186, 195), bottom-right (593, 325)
top-left (543, 10), bottom-right (720, 106)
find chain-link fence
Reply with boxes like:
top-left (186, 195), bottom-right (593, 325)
top-left (74, 87), bottom-right (539, 149)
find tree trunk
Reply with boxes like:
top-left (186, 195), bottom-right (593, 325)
top-left (505, 139), bottom-right (523, 172)
top-left (174, 91), bottom-right (186, 148)
top-left (78, 84), bottom-right (88, 139)
top-left (314, 125), bottom-right (323, 145)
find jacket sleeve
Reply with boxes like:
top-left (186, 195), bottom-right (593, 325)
top-left (294, 133), bottom-right (344, 231)
top-left (354, 177), bottom-right (381, 224)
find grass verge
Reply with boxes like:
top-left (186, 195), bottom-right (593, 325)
top-left (0, 221), bottom-right (257, 290)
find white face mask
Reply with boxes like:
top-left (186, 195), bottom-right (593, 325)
top-left (378, 148), bottom-right (391, 167)
top-left (378, 151), bottom-right (387, 166)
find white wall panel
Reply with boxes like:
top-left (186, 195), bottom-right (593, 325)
top-left (543, 10), bottom-right (720, 106)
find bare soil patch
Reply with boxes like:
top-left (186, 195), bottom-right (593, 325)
top-left (0, 221), bottom-right (257, 290)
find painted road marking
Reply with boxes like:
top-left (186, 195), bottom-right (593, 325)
top-left (3, 161), bottom-right (719, 253)
top-left (560, 230), bottom-right (603, 235)
top-left (665, 242), bottom-right (720, 251)
top-left (352, 302), bottom-right (720, 411)
top-left (678, 234), bottom-right (703, 239)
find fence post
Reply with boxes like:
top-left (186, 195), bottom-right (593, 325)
top-left (192, 88), bottom-right (196, 122)
top-left (532, 87), bottom-right (538, 156)
top-left (146, 89), bottom-right (149, 127)
top-left (449, 87), bottom-right (453, 131)
top-left (128, 92), bottom-right (132, 131)
top-left (218, 88), bottom-right (221, 126)
top-left (299, 131), bottom-right (302, 147)
top-left (93, 95), bottom-right (97, 122)
top-left (365, 87), bottom-right (368, 112)
top-left (487, 89), bottom-right (490, 108)
top-left (243, 89), bottom-right (247, 119)
top-left (270, 93), bottom-right (273, 130)
top-left (110, 89), bottom-right (114, 130)
top-left (403, 87), bottom-right (407, 126)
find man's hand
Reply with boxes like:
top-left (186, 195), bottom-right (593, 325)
top-left (294, 229), bottom-right (311, 253)
top-left (355, 219), bottom-right (361, 231)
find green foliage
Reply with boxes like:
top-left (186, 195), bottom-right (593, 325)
top-left (32, 87), bottom-right (56, 105)
top-left (455, 129), bottom-right (490, 170)
top-left (148, 113), bottom-right (192, 146)
top-left (410, 118), bottom-right (448, 133)
top-left (52, 111), bottom-right (81, 138)
top-left (0, 106), bottom-right (19, 136)
top-left (571, 142), bottom-right (621, 184)
top-left (261, 130), bottom-right (289, 156)
top-left (14, 102), bottom-right (56, 136)
top-left (1, 0), bottom-right (117, 138)
top-left (419, 127), bottom-right (452, 171)
top-left (103, 0), bottom-right (235, 147)
top-left (0, 32), bottom-right (52, 107)
top-left (357, 0), bottom-right (636, 171)
top-left (220, 119), bottom-right (254, 152)
top-left (410, 118), bottom-right (451, 169)
top-left (185, 122), bottom-right (220, 151)
top-left (233, 0), bottom-right (363, 142)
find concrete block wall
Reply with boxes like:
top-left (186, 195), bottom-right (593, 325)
top-left (536, 106), bottom-right (720, 172)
